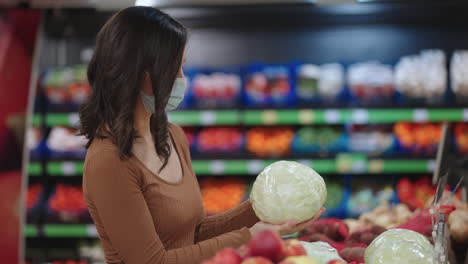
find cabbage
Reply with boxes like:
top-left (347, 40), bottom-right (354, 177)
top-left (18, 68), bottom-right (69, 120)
top-left (300, 241), bottom-right (344, 264)
top-left (365, 229), bottom-right (434, 264)
top-left (250, 160), bottom-right (327, 224)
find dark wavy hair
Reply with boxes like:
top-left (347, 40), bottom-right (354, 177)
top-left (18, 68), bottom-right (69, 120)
top-left (79, 6), bottom-right (187, 170)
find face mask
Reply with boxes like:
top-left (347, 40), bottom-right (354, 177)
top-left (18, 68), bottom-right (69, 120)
top-left (141, 77), bottom-right (187, 113)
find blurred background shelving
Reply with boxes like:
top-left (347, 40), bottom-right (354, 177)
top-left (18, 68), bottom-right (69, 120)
top-left (23, 1), bottom-right (468, 263)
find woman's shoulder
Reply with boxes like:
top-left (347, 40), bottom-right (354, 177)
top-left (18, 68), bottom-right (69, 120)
top-left (84, 138), bottom-right (137, 176)
top-left (168, 122), bottom-right (184, 136)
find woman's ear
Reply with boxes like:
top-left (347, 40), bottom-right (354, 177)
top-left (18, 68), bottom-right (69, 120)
top-left (142, 72), bottom-right (153, 95)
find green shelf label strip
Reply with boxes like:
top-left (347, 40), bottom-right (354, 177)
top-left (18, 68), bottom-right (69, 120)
top-left (29, 159), bottom-right (434, 176)
top-left (44, 224), bottom-right (97, 237)
top-left (33, 108), bottom-right (468, 127)
top-left (25, 224), bottom-right (98, 238)
top-left (25, 224), bottom-right (38, 237)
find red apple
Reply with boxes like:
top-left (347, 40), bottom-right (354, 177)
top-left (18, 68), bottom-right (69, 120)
top-left (202, 260), bottom-right (220, 264)
top-left (241, 256), bottom-right (274, 264)
top-left (284, 239), bottom-right (307, 257)
top-left (279, 256), bottom-right (317, 264)
top-left (248, 230), bottom-right (286, 262)
top-left (327, 260), bottom-right (347, 264)
top-left (213, 248), bottom-right (242, 264)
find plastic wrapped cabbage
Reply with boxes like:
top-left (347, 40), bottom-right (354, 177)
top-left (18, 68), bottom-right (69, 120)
top-left (365, 229), bottom-right (434, 264)
top-left (300, 241), bottom-right (344, 264)
top-left (250, 161), bottom-right (327, 224)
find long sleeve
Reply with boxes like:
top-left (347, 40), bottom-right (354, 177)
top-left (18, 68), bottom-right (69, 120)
top-left (167, 123), bottom-right (260, 243)
top-left (83, 150), bottom-right (251, 264)
top-left (195, 200), bottom-right (259, 242)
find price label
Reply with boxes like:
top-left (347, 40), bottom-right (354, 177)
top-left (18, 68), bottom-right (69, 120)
top-left (86, 225), bottom-right (98, 237)
top-left (369, 160), bottom-right (384, 173)
top-left (351, 160), bottom-right (367, 173)
top-left (62, 162), bottom-right (76, 176)
top-left (69, 113), bottom-right (80, 127)
top-left (298, 110), bottom-right (315, 124)
top-left (247, 160), bottom-right (264, 174)
top-left (210, 160), bottom-right (225, 174)
top-left (297, 159), bottom-right (312, 167)
top-left (262, 110), bottom-right (278, 125)
top-left (200, 111), bottom-right (216, 125)
top-left (413, 109), bottom-right (428, 122)
top-left (352, 109), bottom-right (369, 124)
top-left (325, 110), bottom-right (340, 124)
top-left (428, 160), bottom-right (436, 172)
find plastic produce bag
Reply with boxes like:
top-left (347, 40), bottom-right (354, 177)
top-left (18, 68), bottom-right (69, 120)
top-left (451, 50), bottom-right (468, 98)
top-left (421, 50), bottom-right (446, 100)
top-left (300, 241), bottom-right (345, 264)
top-left (395, 55), bottom-right (424, 98)
top-left (395, 50), bottom-right (446, 103)
top-left (364, 229), bottom-right (434, 264)
top-left (250, 161), bottom-right (327, 224)
top-left (319, 63), bottom-right (344, 98)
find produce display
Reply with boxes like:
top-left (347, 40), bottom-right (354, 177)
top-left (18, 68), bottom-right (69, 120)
top-left (364, 229), bottom-right (434, 264)
top-left (300, 241), bottom-right (345, 263)
top-left (250, 161), bottom-right (327, 224)
top-left (26, 184), bottom-right (43, 210)
top-left (27, 126), bottom-right (42, 153)
top-left (246, 127), bottom-right (294, 157)
top-left (197, 127), bottom-right (243, 152)
top-left (200, 178), bottom-right (247, 214)
top-left (244, 64), bottom-right (294, 107)
top-left (183, 127), bottom-right (196, 148)
top-left (189, 71), bottom-right (241, 108)
top-left (397, 177), bottom-right (436, 210)
top-left (47, 126), bottom-right (87, 158)
top-left (347, 125), bottom-right (394, 155)
top-left (347, 61), bottom-right (394, 103)
top-left (357, 204), bottom-right (412, 229)
top-left (292, 126), bottom-right (345, 154)
top-left (296, 63), bottom-right (344, 102)
top-left (394, 122), bottom-right (442, 155)
top-left (395, 49), bottom-right (447, 103)
top-left (448, 209), bottom-right (468, 245)
top-left (454, 123), bottom-right (468, 154)
top-left (42, 65), bottom-right (90, 107)
top-left (79, 240), bottom-right (106, 262)
top-left (451, 50), bottom-right (468, 101)
top-left (202, 230), bottom-right (345, 264)
top-left (323, 182), bottom-right (345, 214)
top-left (49, 184), bottom-right (87, 222)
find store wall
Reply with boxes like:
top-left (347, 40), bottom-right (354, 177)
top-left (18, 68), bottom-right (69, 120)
top-left (0, 8), bottom-right (40, 264)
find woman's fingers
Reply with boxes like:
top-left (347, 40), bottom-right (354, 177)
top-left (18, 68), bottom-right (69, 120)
top-left (270, 208), bottom-right (327, 236)
top-left (291, 207), bottom-right (327, 232)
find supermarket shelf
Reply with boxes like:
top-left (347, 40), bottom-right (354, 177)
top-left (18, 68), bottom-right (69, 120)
top-left (242, 108), bottom-right (468, 125)
top-left (25, 224), bottom-right (98, 238)
top-left (32, 108), bottom-right (468, 126)
top-left (29, 158), bottom-right (435, 176)
top-left (25, 224), bottom-right (39, 237)
top-left (28, 162), bottom-right (43, 176)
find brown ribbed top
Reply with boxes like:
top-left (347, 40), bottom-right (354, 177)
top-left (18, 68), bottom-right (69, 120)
top-left (83, 123), bottom-right (259, 264)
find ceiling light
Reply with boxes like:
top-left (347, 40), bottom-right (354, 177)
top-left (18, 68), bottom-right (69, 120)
top-left (135, 0), bottom-right (158, 6)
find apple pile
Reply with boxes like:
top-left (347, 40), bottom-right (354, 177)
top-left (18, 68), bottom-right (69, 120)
top-left (49, 184), bottom-right (87, 213)
top-left (203, 230), bottom-right (347, 264)
top-left (27, 184), bottom-right (43, 210)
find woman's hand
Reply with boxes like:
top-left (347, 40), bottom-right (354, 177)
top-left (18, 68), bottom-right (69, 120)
top-left (249, 207), bottom-right (326, 237)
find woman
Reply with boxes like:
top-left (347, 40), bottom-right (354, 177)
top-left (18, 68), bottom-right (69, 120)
top-left (80, 6), bottom-right (324, 264)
